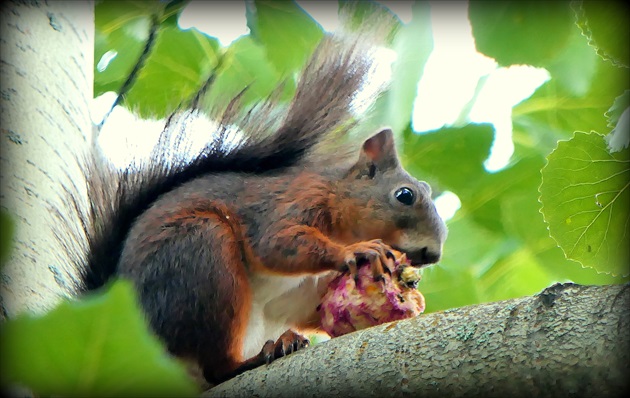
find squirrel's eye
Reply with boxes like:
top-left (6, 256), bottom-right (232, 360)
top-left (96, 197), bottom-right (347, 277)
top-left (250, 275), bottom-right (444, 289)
top-left (395, 187), bottom-right (415, 205)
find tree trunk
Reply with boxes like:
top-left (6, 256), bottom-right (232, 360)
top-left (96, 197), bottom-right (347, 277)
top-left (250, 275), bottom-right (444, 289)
top-left (205, 282), bottom-right (629, 398)
top-left (0, 1), bottom-right (94, 319)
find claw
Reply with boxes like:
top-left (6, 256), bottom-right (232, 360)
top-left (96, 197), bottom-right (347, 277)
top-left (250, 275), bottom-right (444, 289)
top-left (262, 340), bottom-right (274, 364)
top-left (345, 256), bottom-right (358, 277)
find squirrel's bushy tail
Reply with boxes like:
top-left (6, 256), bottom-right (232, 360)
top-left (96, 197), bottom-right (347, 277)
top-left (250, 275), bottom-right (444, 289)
top-left (63, 32), bottom-right (385, 291)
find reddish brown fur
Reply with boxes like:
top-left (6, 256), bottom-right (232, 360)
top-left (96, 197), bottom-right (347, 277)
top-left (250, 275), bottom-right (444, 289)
top-left (62, 29), bottom-right (446, 387)
top-left (111, 128), bottom-right (447, 386)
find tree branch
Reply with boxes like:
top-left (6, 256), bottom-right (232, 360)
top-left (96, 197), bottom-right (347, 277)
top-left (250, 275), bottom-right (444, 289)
top-left (205, 283), bottom-right (629, 398)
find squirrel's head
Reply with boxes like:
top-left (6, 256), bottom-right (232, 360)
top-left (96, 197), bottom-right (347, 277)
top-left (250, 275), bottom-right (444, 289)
top-left (336, 128), bottom-right (447, 267)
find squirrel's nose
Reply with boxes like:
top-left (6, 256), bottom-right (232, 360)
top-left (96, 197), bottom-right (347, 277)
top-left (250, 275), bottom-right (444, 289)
top-left (408, 246), bottom-right (441, 266)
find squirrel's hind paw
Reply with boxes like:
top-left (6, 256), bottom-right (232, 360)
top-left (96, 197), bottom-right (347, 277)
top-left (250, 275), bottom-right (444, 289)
top-left (259, 329), bottom-right (310, 365)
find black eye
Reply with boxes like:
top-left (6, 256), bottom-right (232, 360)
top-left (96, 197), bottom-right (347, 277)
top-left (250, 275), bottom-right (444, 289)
top-left (395, 187), bottom-right (415, 205)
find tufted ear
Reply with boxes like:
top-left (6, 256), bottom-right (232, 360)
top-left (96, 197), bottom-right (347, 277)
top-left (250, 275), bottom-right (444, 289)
top-left (360, 128), bottom-right (399, 170)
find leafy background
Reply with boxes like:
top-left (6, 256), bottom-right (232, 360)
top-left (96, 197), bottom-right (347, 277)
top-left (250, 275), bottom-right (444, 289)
top-left (2, 0), bottom-right (628, 396)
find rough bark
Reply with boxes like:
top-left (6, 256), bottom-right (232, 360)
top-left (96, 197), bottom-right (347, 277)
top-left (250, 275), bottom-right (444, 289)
top-left (0, 1), bottom-right (94, 319)
top-left (205, 282), bottom-right (629, 398)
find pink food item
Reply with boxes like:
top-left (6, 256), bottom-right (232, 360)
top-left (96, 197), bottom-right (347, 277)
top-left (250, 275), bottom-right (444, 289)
top-left (319, 253), bottom-right (426, 337)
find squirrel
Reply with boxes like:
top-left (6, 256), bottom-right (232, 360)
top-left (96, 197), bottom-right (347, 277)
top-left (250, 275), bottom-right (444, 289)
top-left (61, 32), bottom-right (447, 387)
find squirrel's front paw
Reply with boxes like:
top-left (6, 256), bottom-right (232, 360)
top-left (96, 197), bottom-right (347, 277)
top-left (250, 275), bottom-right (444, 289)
top-left (340, 239), bottom-right (395, 282)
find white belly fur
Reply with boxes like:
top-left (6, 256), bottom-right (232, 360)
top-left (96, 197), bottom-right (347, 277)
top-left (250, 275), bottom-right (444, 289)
top-left (241, 271), bottom-right (335, 359)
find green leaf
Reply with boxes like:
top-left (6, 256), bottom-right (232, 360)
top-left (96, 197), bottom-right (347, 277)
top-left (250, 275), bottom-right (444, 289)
top-left (338, 0), bottom-right (400, 44)
top-left (544, 21), bottom-right (599, 98)
top-left (94, 0), bottom-right (158, 96)
top-left (162, 0), bottom-right (191, 27)
top-left (421, 216), bottom-right (513, 312)
top-left (605, 91), bottom-right (630, 154)
top-left (0, 280), bottom-right (199, 397)
top-left (94, 0), bottom-right (221, 117)
top-left (500, 189), bottom-right (627, 284)
top-left (606, 90), bottom-right (629, 128)
top-left (540, 131), bottom-right (630, 276)
top-left (401, 123), bottom-right (495, 194)
top-left (371, 1), bottom-right (431, 133)
top-left (123, 25), bottom-right (220, 118)
top-left (463, 156), bottom-right (545, 234)
top-left (201, 36), bottom-right (287, 113)
top-left (246, 0), bottom-right (323, 74)
top-left (513, 56), bottom-right (630, 155)
top-left (575, 0), bottom-right (629, 67)
top-left (421, 266), bottom-right (481, 313)
top-left (468, 0), bottom-right (574, 67)
top-left (478, 247), bottom-right (557, 303)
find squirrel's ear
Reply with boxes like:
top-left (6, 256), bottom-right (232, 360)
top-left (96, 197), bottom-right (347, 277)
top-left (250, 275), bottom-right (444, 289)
top-left (361, 128), bottom-right (399, 169)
